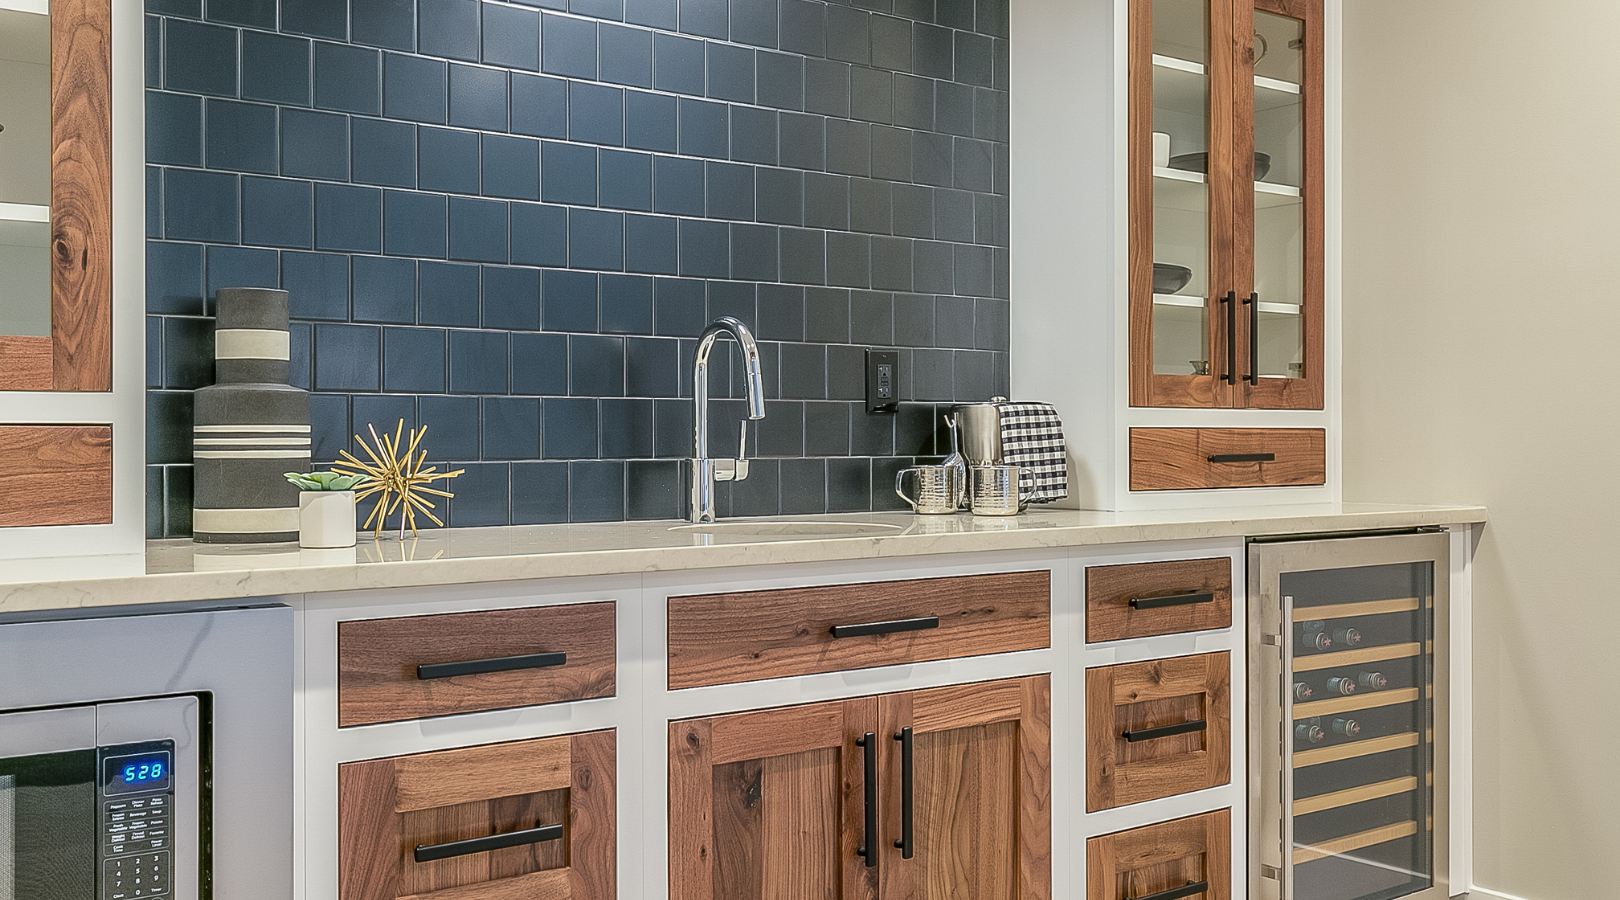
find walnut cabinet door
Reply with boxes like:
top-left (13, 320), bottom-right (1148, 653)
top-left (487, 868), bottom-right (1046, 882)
top-left (338, 730), bottom-right (616, 900)
top-left (668, 676), bottom-right (1051, 900)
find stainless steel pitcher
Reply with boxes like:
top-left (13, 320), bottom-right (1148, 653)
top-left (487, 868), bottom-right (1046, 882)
top-left (952, 398), bottom-right (1007, 466)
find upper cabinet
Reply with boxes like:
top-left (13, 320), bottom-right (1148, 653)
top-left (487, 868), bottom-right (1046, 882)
top-left (1128, 0), bottom-right (1323, 410)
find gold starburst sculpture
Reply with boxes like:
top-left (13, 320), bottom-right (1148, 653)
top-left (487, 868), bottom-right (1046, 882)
top-left (333, 419), bottom-right (464, 539)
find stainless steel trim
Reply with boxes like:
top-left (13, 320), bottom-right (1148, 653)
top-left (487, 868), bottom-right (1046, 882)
top-left (1281, 592), bottom-right (1297, 900)
top-left (0, 773), bottom-right (13, 900)
top-left (97, 697), bottom-right (200, 900)
top-left (0, 706), bottom-right (96, 758)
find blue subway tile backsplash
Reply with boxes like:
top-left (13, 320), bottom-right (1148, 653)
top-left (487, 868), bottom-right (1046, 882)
top-left (146, 0), bottom-right (1011, 536)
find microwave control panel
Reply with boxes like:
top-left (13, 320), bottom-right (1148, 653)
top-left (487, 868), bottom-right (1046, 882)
top-left (98, 741), bottom-right (176, 900)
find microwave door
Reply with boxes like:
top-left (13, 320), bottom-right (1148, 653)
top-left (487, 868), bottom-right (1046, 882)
top-left (0, 707), bottom-right (99, 900)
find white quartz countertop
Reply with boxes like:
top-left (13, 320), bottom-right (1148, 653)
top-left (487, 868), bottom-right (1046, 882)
top-left (0, 502), bottom-right (1486, 614)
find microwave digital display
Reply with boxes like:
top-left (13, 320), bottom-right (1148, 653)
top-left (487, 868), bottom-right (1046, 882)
top-left (102, 750), bottom-right (172, 795)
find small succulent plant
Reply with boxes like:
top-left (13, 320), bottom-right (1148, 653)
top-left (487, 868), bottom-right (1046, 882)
top-left (284, 471), bottom-right (369, 492)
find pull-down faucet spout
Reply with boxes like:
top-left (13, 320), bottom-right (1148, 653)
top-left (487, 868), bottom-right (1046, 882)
top-left (687, 316), bottom-right (766, 523)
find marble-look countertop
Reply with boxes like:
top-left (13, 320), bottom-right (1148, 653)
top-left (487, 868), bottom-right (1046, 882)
top-left (0, 502), bottom-right (1486, 614)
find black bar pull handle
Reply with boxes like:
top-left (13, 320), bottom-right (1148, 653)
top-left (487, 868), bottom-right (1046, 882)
top-left (893, 726), bottom-right (914, 859)
top-left (1123, 719), bottom-right (1208, 743)
top-left (1245, 292), bottom-right (1259, 384)
top-left (830, 616), bottom-right (940, 640)
top-left (856, 733), bottom-right (877, 868)
top-left (414, 823), bottom-right (564, 863)
top-left (1127, 880), bottom-right (1210, 900)
top-left (1221, 291), bottom-right (1237, 384)
top-left (417, 651), bottom-right (567, 680)
top-left (1130, 591), bottom-right (1216, 610)
top-left (1208, 452), bottom-right (1274, 464)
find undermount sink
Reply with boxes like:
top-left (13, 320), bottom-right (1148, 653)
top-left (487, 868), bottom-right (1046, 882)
top-left (669, 520), bottom-right (904, 536)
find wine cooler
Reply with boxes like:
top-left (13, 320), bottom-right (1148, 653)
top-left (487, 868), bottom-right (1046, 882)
top-left (1250, 531), bottom-right (1450, 900)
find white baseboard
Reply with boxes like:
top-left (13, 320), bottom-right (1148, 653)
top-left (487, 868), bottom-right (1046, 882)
top-left (1468, 887), bottom-right (1536, 900)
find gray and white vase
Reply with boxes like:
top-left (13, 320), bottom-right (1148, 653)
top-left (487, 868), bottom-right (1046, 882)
top-left (191, 288), bottom-right (311, 543)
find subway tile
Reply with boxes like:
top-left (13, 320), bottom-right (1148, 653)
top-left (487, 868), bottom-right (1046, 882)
top-left (871, 235), bottom-right (912, 291)
top-left (164, 20), bottom-right (237, 97)
top-left (351, 395), bottom-right (417, 457)
top-left (417, 395), bottom-right (481, 458)
top-left (850, 66), bottom-right (892, 124)
top-left (892, 73), bottom-right (934, 131)
top-left (570, 82), bottom-right (626, 146)
top-left (756, 283), bottom-right (805, 341)
top-left (281, 0), bottom-right (347, 39)
top-left (543, 270), bottom-right (600, 331)
top-left (994, 38), bottom-right (1010, 89)
top-left (626, 459), bottom-right (681, 520)
top-left (803, 58), bottom-right (850, 117)
top-left (678, 98), bottom-right (729, 158)
top-left (891, 183), bottom-right (933, 238)
top-left (678, 219), bottom-right (729, 278)
top-left (600, 273), bottom-right (654, 334)
top-left (913, 130), bottom-right (953, 186)
top-left (973, 86), bottom-right (1008, 143)
top-left (934, 294), bottom-right (975, 347)
top-left (418, 261), bottom-right (482, 326)
top-left (544, 398), bottom-right (599, 457)
top-left (450, 64), bottom-right (510, 131)
top-left (420, 0), bottom-right (481, 60)
top-left (913, 22), bottom-right (954, 79)
top-left (730, 105), bottom-right (778, 165)
top-left (825, 118), bottom-right (871, 177)
top-left (625, 90), bottom-right (678, 152)
top-left (756, 167), bottom-right (804, 225)
top-left (281, 109), bottom-right (350, 181)
top-left (164, 169), bottom-right (239, 243)
top-left (600, 398), bottom-right (654, 457)
top-left (353, 0), bottom-right (416, 50)
top-left (677, 0), bottom-right (727, 39)
top-left (894, 293), bottom-right (935, 346)
top-left (419, 127), bottom-right (482, 194)
top-left (161, 316), bottom-right (213, 390)
top-left (625, 214), bottom-right (679, 274)
top-left (483, 397), bottom-right (541, 459)
top-left (569, 208), bottom-right (626, 270)
top-left (652, 399), bottom-right (693, 456)
top-left (242, 31), bottom-right (310, 106)
top-left (731, 0), bottom-right (778, 48)
top-left (953, 137), bottom-right (993, 192)
top-left (383, 191), bottom-right (447, 258)
top-left (871, 13), bottom-right (911, 70)
top-left (599, 150), bottom-right (653, 212)
top-left (151, 0), bottom-right (201, 17)
top-left (977, 0), bottom-right (1009, 38)
top-left (147, 243), bottom-right (206, 315)
top-left (870, 128), bottom-right (912, 182)
top-left (937, 0), bottom-right (974, 30)
top-left (542, 141), bottom-right (598, 205)
top-left (314, 184), bottom-right (381, 253)
top-left (956, 31), bottom-right (993, 87)
top-left (994, 141), bottom-right (1009, 195)
top-left (511, 73), bottom-right (570, 138)
top-left (975, 297), bottom-right (1008, 350)
top-left (599, 23), bottom-right (653, 87)
top-left (731, 224), bottom-right (779, 282)
top-left (572, 0), bottom-right (626, 21)
top-left (705, 161), bottom-right (754, 220)
top-left (204, 100), bottom-right (277, 174)
top-left (282, 252), bottom-right (350, 320)
top-left (314, 324), bottom-right (382, 391)
top-left (147, 391), bottom-right (194, 465)
top-left (804, 401), bottom-right (850, 454)
top-left (449, 330), bottom-right (511, 393)
top-left (512, 461), bottom-right (569, 524)
top-left (148, 92), bottom-right (203, 166)
top-left (209, 0), bottom-right (275, 28)
top-left (779, 0), bottom-right (825, 57)
top-left (934, 187), bottom-right (975, 243)
top-left (756, 51), bottom-right (804, 110)
top-left (569, 334), bottom-right (625, 395)
top-left (870, 456), bottom-right (910, 510)
top-left (654, 277), bottom-right (706, 336)
top-left (542, 13), bottom-right (597, 78)
top-left (706, 280), bottom-right (757, 331)
top-left (205, 246), bottom-right (279, 311)
top-left (826, 232), bottom-right (871, 288)
top-left (512, 332), bottom-right (569, 394)
top-left (383, 327), bottom-right (447, 392)
top-left (910, 347), bottom-right (952, 400)
top-left (241, 177), bottom-right (313, 249)
top-left (383, 53), bottom-right (447, 123)
top-left (894, 400), bottom-right (935, 453)
top-left (625, 0), bottom-right (676, 27)
top-left (146, 466), bottom-right (164, 538)
top-left (779, 226), bottom-right (825, 285)
top-left (448, 197), bottom-right (511, 263)
top-left (954, 243), bottom-right (993, 298)
top-left (825, 4), bottom-right (870, 64)
top-left (779, 343), bottom-right (825, 399)
top-left (653, 156), bottom-right (704, 216)
top-left (146, 316), bottom-right (162, 389)
top-left (351, 118), bottom-right (417, 187)
top-left (912, 240), bottom-right (953, 293)
top-left (484, 3), bottom-right (541, 70)
top-left (756, 398), bottom-right (803, 455)
top-left (827, 456), bottom-right (871, 511)
top-left (314, 43), bottom-right (381, 114)
top-left (511, 202), bottom-right (570, 266)
top-left (953, 348), bottom-right (993, 400)
top-left (482, 266), bottom-right (542, 330)
top-left (447, 463), bottom-right (512, 527)
top-left (568, 460), bottom-right (624, 520)
top-left (625, 336), bottom-right (680, 396)
top-left (851, 290), bottom-right (893, 344)
top-left (727, 457), bottom-right (779, 516)
top-left (163, 465), bottom-right (195, 537)
top-left (849, 177), bottom-right (892, 234)
top-left (653, 32), bottom-right (704, 94)
top-left (289, 322), bottom-right (313, 389)
top-left (936, 80), bottom-right (974, 138)
top-left (778, 457), bottom-right (826, 514)
top-left (147, 168), bottom-right (163, 237)
top-left (778, 113), bottom-right (824, 170)
top-left (804, 172), bottom-right (849, 230)
top-left (708, 43), bottom-right (756, 104)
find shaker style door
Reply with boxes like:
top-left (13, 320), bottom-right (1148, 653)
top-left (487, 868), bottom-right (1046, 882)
top-left (1087, 809), bottom-right (1231, 900)
top-left (1086, 652), bottom-right (1232, 811)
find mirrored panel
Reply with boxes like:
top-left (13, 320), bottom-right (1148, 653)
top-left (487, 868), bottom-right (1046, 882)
top-left (0, 4), bottom-right (52, 339)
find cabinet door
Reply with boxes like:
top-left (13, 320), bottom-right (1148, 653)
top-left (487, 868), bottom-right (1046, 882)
top-left (338, 730), bottom-right (616, 900)
top-left (1236, 0), bottom-right (1324, 409)
top-left (879, 675), bottom-right (1052, 900)
top-left (669, 698), bottom-right (880, 900)
top-left (1087, 809), bottom-right (1231, 900)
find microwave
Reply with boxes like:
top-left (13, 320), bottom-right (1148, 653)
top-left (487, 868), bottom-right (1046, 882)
top-left (0, 603), bottom-right (291, 900)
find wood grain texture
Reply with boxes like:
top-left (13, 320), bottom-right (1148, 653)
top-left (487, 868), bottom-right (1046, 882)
top-left (1125, 0), bottom-right (1155, 409)
top-left (0, 425), bottom-right (111, 526)
top-left (1293, 775), bottom-right (1418, 816)
top-left (338, 759), bottom-right (401, 900)
top-left (397, 870), bottom-right (569, 900)
top-left (711, 704), bottom-right (845, 766)
top-left (1086, 558), bottom-right (1233, 643)
top-left (669, 718), bottom-right (717, 900)
top-left (0, 337), bottom-right (52, 390)
top-left (1086, 809), bottom-right (1230, 900)
top-left (1128, 428), bottom-right (1325, 491)
top-left (1292, 819), bottom-right (1416, 865)
top-left (1086, 653), bottom-right (1231, 812)
top-left (398, 791), bottom-right (568, 896)
top-left (763, 748), bottom-right (841, 899)
top-left (667, 571), bottom-right (1051, 689)
top-left (567, 729), bottom-right (617, 900)
top-left (337, 602), bottom-right (615, 726)
top-left (392, 735), bottom-right (571, 812)
top-left (48, 0), bottom-right (112, 392)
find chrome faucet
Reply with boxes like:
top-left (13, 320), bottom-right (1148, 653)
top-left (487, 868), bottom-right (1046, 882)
top-left (687, 317), bottom-right (767, 523)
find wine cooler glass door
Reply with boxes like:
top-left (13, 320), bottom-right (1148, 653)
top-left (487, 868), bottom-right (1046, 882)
top-left (1250, 532), bottom-right (1450, 900)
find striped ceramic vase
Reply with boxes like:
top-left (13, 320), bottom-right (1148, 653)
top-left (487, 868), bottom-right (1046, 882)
top-left (191, 288), bottom-right (311, 543)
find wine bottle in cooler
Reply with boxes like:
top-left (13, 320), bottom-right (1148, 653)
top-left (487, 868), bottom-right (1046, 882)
top-left (1295, 718), bottom-right (1326, 744)
top-left (1298, 620), bottom-right (1332, 652)
top-left (1324, 675), bottom-right (1358, 696)
top-left (1356, 670), bottom-right (1389, 690)
top-left (1331, 626), bottom-right (1363, 647)
top-left (1292, 681), bottom-right (1314, 702)
top-left (1331, 717), bottom-right (1362, 738)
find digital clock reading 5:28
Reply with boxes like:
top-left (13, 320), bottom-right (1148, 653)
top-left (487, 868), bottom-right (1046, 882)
top-left (103, 751), bottom-right (172, 794)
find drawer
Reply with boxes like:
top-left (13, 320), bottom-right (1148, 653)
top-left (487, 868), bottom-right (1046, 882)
top-left (1129, 428), bottom-right (1326, 491)
top-left (1086, 651), bottom-right (1230, 811)
top-left (667, 570), bottom-right (1051, 689)
top-left (338, 602), bottom-right (615, 727)
top-left (338, 730), bottom-right (615, 900)
top-left (1086, 810), bottom-right (1230, 900)
top-left (1086, 557), bottom-right (1233, 643)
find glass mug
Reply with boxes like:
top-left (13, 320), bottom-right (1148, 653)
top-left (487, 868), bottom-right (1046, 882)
top-left (895, 465), bottom-right (965, 515)
top-left (970, 465), bottom-right (1035, 517)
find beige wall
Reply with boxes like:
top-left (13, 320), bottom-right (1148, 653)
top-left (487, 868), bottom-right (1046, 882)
top-left (1343, 3), bottom-right (1620, 897)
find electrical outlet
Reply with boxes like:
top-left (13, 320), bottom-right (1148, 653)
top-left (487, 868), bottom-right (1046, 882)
top-left (865, 349), bottom-right (898, 414)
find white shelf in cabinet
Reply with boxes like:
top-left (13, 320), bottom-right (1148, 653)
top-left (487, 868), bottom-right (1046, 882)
top-left (1255, 74), bottom-right (1302, 112)
top-left (1255, 181), bottom-right (1303, 210)
top-left (1154, 170), bottom-right (1300, 212)
top-left (1153, 54), bottom-right (1303, 114)
top-left (1152, 294), bottom-right (1300, 317)
top-left (1152, 54), bottom-right (1204, 75)
top-left (0, 203), bottom-right (49, 223)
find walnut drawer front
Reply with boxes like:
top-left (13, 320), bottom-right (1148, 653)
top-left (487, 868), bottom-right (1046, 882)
top-left (1086, 558), bottom-right (1233, 643)
top-left (666, 570), bottom-right (1051, 689)
top-left (1087, 809), bottom-right (1230, 900)
top-left (1129, 428), bottom-right (1326, 491)
top-left (338, 602), bottom-right (615, 727)
top-left (1086, 652), bottom-right (1231, 811)
top-left (338, 730), bottom-right (616, 900)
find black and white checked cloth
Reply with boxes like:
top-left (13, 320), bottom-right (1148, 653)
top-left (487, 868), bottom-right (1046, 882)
top-left (996, 402), bottom-right (1068, 503)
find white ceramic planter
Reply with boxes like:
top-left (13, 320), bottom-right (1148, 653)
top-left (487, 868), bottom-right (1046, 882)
top-left (298, 491), bottom-right (356, 549)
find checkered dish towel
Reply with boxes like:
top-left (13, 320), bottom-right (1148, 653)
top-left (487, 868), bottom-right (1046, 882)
top-left (996, 401), bottom-right (1068, 503)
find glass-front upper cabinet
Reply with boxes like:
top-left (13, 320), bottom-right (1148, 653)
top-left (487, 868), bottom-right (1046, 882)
top-left (1129, 0), bottom-right (1323, 410)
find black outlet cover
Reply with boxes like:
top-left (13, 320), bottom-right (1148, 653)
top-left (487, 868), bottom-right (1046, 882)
top-left (866, 349), bottom-right (899, 414)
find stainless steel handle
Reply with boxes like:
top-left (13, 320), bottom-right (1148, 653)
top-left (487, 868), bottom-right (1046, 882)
top-left (1280, 591), bottom-right (1296, 900)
